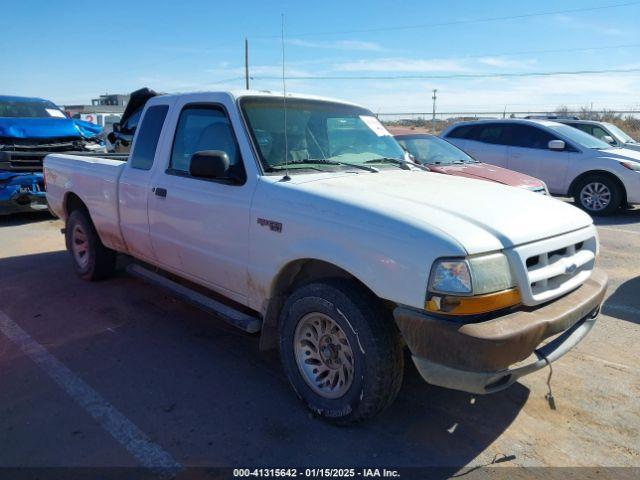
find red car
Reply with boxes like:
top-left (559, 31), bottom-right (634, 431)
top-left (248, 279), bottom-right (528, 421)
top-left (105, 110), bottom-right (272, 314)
top-left (392, 131), bottom-right (548, 194)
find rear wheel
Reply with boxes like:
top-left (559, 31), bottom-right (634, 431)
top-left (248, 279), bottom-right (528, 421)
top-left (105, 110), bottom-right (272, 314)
top-left (279, 279), bottom-right (404, 424)
top-left (574, 175), bottom-right (622, 216)
top-left (65, 210), bottom-right (116, 281)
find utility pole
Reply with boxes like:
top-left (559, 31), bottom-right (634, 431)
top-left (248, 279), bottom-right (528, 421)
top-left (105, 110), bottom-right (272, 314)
top-left (431, 89), bottom-right (437, 133)
top-left (244, 38), bottom-right (250, 90)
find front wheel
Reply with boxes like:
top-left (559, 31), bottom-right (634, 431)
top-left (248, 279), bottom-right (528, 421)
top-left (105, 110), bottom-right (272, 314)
top-left (574, 175), bottom-right (622, 216)
top-left (279, 279), bottom-right (404, 424)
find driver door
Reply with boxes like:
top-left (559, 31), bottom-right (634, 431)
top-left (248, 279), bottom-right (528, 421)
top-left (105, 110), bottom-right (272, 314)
top-left (147, 97), bottom-right (254, 302)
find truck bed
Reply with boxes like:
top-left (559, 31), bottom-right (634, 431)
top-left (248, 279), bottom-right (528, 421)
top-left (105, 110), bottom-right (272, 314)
top-left (44, 153), bottom-right (130, 252)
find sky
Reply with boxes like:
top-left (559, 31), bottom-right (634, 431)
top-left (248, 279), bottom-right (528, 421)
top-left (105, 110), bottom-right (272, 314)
top-left (1, 0), bottom-right (640, 114)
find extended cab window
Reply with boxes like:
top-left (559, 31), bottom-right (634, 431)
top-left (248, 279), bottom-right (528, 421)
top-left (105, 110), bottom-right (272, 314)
top-left (129, 105), bottom-right (169, 170)
top-left (169, 105), bottom-right (245, 182)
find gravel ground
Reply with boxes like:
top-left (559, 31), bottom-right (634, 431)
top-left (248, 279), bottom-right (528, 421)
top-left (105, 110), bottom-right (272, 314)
top-left (0, 205), bottom-right (638, 478)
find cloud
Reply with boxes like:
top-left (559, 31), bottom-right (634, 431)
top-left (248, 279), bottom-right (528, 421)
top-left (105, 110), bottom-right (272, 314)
top-left (294, 69), bottom-right (640, 113)
top-left (477, 57), bottom-right (537, 68)
top-left (552, 14), bottom-right (628, 37)
top-left (287, 39), bottom-right (388, 52)
top-left (331, 57), bottom-right (469, 73)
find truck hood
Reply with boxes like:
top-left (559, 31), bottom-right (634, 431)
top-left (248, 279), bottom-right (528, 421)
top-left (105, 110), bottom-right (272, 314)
top-left (428, 162), bottom-right (543, 189)
top-left (283, 170), bottom-right (592, 254)
top-left (0, 117), bottom-right (102, 140)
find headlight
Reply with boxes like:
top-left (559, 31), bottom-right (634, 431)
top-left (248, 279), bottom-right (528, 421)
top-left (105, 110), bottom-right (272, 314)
top-left (429, 254), bottom-right (514, 296)
top-left (621, 161), bottom-right (640, 171)
top-left (527, 183), bottom-right (549, 195)
top-left (427, 254), bottom-right (519, 315)
top-left (429, 260), bottom-right (472, 294)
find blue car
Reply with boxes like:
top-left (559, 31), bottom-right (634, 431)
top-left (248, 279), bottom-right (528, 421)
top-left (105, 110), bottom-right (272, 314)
top-left (0, 95), bottom-right (105, 215)
top-left (0, 171), bottom-right (47, 215)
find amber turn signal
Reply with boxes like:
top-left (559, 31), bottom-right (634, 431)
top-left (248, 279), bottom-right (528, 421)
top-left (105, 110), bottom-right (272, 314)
top-left (426, 288), bottom-right (521, 315)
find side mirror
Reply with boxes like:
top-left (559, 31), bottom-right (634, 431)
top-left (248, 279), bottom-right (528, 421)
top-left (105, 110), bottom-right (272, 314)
top-left (112, 122), bottom-right (121, 133)
top-left (107, 131), bottom-right (116, 144)
top-left (548, 140), bottom-right (566, 151)
top-left (189, 150), bottom-right (230, 179)
top-left (602, 135), bottom-right (615, 145)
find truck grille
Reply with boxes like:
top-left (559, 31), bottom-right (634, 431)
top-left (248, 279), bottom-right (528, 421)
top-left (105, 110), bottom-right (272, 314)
top-left (505, 226), bottom-right (597, 306)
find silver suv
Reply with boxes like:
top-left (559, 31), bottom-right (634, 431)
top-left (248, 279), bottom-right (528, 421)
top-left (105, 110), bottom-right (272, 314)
top-left (554, 119), bottom-right (640, 152)
top-left (441, 119), bottom-right (640, 215)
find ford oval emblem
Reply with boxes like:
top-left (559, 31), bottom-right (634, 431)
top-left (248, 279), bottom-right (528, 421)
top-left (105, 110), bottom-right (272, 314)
top-left (565, 262), bottom-right (578, 274)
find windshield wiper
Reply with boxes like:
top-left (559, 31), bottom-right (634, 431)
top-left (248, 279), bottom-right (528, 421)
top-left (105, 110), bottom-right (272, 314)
top-left (363, 157), bottom-right (413, 170)
top-left (366, 157), bottom-right (433, 171)
top-left (268, 159), bottom-right (378, 173)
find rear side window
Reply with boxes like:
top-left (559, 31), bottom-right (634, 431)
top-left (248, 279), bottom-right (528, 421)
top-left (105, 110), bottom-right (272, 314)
top-left (570, 123), bottom-right (593, 136)
top-left (129, 105), bottom-right (169, 170)
top-left (473, 124), bottom-right (507, 144)
top-left (504, 125), bottom-right (557, 149)
top-left (446, 125), bottom-right (474, 139)
top-left (591, 126), bottom-right (610, 141)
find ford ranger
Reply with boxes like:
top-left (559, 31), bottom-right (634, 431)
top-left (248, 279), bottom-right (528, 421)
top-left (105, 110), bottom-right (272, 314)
top-left (44, 91), bottom-right (608, 423)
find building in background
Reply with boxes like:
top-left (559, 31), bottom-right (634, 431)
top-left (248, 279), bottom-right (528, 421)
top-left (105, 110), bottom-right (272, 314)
top-left (63, 93), bottom-right (130, 131)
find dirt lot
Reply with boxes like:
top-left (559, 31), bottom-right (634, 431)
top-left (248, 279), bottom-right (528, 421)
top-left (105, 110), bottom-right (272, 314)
top-left (0, 206), bottom-right (638, 477)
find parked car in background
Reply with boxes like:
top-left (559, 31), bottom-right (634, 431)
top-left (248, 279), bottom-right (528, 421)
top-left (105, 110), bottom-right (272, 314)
top-left (555, 119), bottom-right (640, 152)
top-left (0, 170), bottom-right (47, 215)
top-left (392, 131), bottom-right (548, 194)
top-left (0, 95), bottom-right (105, 214)
top-left (441, 119), bottom-right (640, 215)
top-left (45, 90), bottom-right (607, 423)
top-left (107, 87), bottom-right (159, 153)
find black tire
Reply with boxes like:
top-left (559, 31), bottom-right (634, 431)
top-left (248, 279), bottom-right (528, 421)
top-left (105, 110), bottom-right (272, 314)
top-left (279, 278), bottom-right (404, 424)
top-left (574, 174), bottom-right (622, 216)
top-left (65, 209), bottom-right (116, 281)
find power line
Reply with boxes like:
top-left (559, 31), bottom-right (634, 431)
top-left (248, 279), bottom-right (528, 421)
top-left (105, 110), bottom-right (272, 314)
top-left (251, 67), bottom-right (640, 81)
top-left (254, 1), bottom-right (640, 38)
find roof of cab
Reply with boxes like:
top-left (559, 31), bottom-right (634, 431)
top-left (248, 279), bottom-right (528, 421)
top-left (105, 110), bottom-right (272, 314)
top-left (448, 118), bottom-right (562, 128)
top-left (149, 90), bottom-right (367, 109)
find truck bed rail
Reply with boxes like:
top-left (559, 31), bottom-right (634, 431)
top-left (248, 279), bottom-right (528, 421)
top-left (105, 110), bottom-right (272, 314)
top-left (1, 151), bottom-right (128, 172)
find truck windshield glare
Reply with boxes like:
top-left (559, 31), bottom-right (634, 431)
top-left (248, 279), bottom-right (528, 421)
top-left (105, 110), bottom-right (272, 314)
top-left (240, 97), bottom-right (406, 174)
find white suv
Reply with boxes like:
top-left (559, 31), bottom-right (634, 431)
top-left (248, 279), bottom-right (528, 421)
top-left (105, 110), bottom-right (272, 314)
top-left (555, 119), bottom-right (640, 152)
top-left (442, 119), bottom-right (640, 215)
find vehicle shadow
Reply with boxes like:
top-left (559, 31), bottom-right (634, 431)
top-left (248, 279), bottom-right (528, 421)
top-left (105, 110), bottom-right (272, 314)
top-left (553, 197), bottom-right (640, 226)
top-left (602, 276), bottom-right (640, 324)
top-left (0, 211), bottom-right (54, 227)
top-left (0, 251), bottom-right (528, 475)
top-left (592, 206), bottom-right (640, 227)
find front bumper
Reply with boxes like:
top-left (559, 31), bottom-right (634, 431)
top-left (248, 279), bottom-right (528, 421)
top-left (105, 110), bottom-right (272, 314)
top-left (0, 187), bottom-right (48, 215)
top-left (393, 269), bottom-right (608, 394)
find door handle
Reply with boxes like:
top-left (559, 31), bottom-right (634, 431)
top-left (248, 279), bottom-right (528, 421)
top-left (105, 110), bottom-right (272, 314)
top-left (153, 187), bottom-right (167, 198)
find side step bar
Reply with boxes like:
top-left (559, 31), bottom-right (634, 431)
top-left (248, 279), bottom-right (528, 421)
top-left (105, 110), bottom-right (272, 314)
top-left (126, 264), bottom-right (262, 333)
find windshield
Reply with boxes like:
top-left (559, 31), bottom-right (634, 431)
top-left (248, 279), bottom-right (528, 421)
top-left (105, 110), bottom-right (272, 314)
top-left (396, 135), bottom-right (475, 165)
top-left (0, 99), bottom-right (66, 118)
top-left (604, 122), bottom-right (637, 144)
top-left (547, 123), bottom-right (611, 149)
top-left (240, 97), bottom-right (406, 173)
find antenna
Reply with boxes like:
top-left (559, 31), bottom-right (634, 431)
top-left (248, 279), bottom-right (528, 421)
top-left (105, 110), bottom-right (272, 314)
top-left (281, 13), bottom-right (290, 181)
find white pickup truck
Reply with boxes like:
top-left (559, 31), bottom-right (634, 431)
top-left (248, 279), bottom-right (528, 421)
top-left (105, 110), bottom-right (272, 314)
top-left (45, 91), bottom-right (608, 423)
